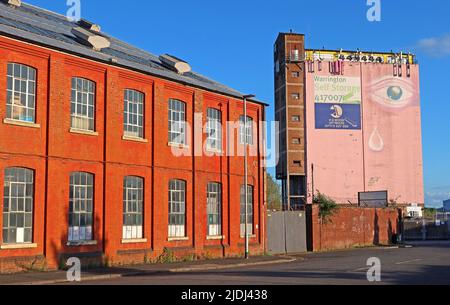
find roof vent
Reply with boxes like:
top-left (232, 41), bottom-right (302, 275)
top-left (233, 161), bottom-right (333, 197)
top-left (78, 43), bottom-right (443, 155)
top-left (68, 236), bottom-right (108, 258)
top-left (77, 19), bottom-right (101, 33)
top-left (159, 54), bottom-right (191, 75)
top-left (3, 0), bottom-right (21, 7)
top-left (71, 27), bottom-right (110, 51)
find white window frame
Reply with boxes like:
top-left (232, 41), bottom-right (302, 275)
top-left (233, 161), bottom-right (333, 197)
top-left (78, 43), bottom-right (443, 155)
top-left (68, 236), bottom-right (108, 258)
top-left (168, 179), bottom-right (186, 238)
top-left (239, 116), bottom-right (254, 145)
top-left (206, 108), bottom-right (222, 151)
top-left (6, 63), bottom-right (36, 123)
top-left (168, 99), bottom-right (186, 145)
top-left (207, 182), bottom-right (222, 237)
top-left (68, 172), bottom-right (94, 242)
top-left (71, 77), bottom-right (96, 132)
top-left (124, 89), bottom-right (144, 139)
top-left (3, 168), bottom-right (34, 245)
top-left (240, 185), bottom-right (254, 237)
top-left (123, 176), bottom-right (144, 240)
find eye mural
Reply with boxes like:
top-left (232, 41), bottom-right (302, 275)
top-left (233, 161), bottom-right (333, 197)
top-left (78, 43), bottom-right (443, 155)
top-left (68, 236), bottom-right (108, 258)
top-left (367, 76), bottom-right (419, 110)
top-left (365, 74), bottom-right (420, 153)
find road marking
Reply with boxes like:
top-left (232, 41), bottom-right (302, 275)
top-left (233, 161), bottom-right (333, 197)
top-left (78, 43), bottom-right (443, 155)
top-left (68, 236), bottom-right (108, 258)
top-left (353, 267), bottom-right (370, 272)
top-left (395, 259), bottom-right (423, 265)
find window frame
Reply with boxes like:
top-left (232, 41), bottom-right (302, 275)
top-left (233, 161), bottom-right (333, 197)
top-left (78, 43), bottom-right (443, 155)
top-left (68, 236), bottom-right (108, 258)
top-left (70, 77), bottom-right (96, 132)
top-left (68, 172), bottom-right (94, 243)
top-left (6, 63), bottom-right (37, 124)
top-left (207, 182), bottom-right (222, 237)
top-left (123, 89), bottom-right (145, 139)
top-left (239, 115), bottom-right (254, 145)
top-left (2, 167), bottom-right (34, 245)
top-left (168, 99), bottom-right (186, 145)
top-left (240, 185), bottom-right (254, 237)
top-left (168, 179), bottom-right (186, 238)
top-left (123, 176), bottom-right (144, 240)
top-left (206, 108), bottom-right (222, 152)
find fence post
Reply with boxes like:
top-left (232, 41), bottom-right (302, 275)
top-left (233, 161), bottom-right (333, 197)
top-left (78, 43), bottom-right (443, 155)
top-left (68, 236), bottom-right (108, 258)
top-left (421, 219), bottom-right (427, 241)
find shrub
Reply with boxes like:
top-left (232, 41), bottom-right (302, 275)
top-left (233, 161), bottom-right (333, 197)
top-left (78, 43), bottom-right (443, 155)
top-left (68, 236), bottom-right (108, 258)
top-left (313, 191), bottom-right (339, 224)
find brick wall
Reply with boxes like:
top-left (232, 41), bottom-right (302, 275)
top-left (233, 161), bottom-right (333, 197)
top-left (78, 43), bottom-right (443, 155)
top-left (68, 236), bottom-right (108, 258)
top-left (308, 205), bottom-right (401, 252)
top-left (0, 35), bottom-right (266, 273)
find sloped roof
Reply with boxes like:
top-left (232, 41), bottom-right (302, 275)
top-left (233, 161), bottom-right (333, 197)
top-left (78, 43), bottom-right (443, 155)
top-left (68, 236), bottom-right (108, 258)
top-left (0, 1), bottom-right (266, 106)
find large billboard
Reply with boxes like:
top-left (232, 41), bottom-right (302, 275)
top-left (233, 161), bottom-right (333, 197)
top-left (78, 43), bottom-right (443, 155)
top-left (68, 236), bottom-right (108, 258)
top-left (314, 75), bottom-right (362, 130)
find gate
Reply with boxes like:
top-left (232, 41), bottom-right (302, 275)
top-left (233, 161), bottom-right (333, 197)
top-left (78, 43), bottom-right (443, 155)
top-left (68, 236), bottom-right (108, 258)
top-left (267, 211), bottom-right (307, 254)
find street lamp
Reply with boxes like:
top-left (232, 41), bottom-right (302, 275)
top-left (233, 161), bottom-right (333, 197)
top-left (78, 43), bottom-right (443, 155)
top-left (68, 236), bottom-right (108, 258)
top-left (243, 94), bottom-right (255, 260)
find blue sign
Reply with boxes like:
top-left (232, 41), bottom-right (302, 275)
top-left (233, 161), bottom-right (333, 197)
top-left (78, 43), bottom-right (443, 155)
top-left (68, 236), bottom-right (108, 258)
top-left (315, 103), bottom-right (361, 130)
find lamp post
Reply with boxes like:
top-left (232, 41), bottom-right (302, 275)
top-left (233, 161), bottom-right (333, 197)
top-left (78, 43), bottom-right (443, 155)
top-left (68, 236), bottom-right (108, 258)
top-left (243, 94), bottom-right (255, 260)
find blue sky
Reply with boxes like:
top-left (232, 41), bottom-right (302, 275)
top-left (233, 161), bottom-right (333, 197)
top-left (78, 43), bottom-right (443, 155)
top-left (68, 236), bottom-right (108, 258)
top-left (26, 0), bottom-right (450, 207)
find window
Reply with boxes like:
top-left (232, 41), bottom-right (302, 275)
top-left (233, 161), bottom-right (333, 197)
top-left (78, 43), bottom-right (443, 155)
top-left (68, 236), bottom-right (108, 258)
top-left (168, 99), bottom-right (186, 145)
top-left (123, 177), bottom-right (144, 240)
top-left (240, 185), bottom-right (253, 237)
top-left (124, 89), bottom-right (144, 138)
top-left (293, 160), bottom-right (302, 167)
top-left (69, 172), bottom-right (94, 242)
top-left (168, 180), bottom-right (186, 238)
top-left (292, 138), bottom-right (301, 145)
top-left (239, 116), bottom-right (253, 145)
top-left (3, 168), bottom-right (34, 244)
top-left (207, 183), bottom-right (222, 237)
top-left (290, 49), bottom-right (300, 61)
top-left (6, 63), bottom-right (36, 123)
top-left (71, 77), bottom-right (95, 131)
top-left (292, 71), bottom-right (300, 78)
top-left (292, 115), bottom-right (301, 122)
top-left (206, 108), bottom-right (222, 151)
top-left (291, 93), bottom-right (300, 100)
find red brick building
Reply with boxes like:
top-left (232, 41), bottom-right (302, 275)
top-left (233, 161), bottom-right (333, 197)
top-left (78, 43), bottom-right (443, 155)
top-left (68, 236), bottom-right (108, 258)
top-left (0, 1), bottom-right (267, 272)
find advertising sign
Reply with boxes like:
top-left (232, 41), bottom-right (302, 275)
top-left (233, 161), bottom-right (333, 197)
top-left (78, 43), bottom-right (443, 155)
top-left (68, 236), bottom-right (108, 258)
top-left (314, 76), bottom-right (362, 130)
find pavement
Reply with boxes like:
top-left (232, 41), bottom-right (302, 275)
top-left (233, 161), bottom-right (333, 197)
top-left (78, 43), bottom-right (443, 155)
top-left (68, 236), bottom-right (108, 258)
top-left (0, 255), bottom-right (296, 285)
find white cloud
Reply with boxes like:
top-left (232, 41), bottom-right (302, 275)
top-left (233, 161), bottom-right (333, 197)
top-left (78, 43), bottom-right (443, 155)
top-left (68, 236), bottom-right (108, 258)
top-left (416, 34), bottom-right (450, 57)
top-left (425, 186), bottom-right (450, 208)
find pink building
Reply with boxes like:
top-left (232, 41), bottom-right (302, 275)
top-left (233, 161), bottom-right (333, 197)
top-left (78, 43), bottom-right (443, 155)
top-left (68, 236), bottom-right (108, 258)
top-left (275, 33), bottom-right (424, 209)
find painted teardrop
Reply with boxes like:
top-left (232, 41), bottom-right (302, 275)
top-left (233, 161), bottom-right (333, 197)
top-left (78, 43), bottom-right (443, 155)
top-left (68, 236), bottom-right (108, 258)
top-left (369, 127), bottom-right (384, 152)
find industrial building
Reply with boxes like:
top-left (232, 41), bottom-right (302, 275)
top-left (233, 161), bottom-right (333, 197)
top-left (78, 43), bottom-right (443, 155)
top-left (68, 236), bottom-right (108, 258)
top-left (444, 200), bottom-right (450, 212)
top-left (0, 0), bottom-right (266, 272)
top-left (274, 32), bottom-right (424, 210)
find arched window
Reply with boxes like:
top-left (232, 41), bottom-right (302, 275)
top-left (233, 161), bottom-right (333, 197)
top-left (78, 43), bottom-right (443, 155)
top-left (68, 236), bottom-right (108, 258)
top-left (168, 179), bottom-right (186, 238)
top-left (69, 172), bottom-right (94, 242)
top-left (71, 77), bottom-right (96, 131)
top-left (168, 99), bottom-right (186, 145)
top-left (6, 63), bottom-right (36, 123)
top-left (3, 167), bottom-right (34, 244)
top-left (124, 89), bottom-right (144, 139)
top-left (123, 176), bottom-right (144, 240)
top-left (239, 115), bottom-right (254, 145)
top-left (206, 108), bottom-right (222, 151)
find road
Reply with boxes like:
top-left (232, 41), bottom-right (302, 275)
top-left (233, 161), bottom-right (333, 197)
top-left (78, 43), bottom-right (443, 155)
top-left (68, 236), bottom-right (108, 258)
top-left (70, 241), bottom-right (450, 285)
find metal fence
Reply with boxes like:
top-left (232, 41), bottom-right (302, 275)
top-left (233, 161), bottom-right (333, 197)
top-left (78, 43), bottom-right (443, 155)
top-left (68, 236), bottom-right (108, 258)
top-left (403, 218), bottom-right (449, 241)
